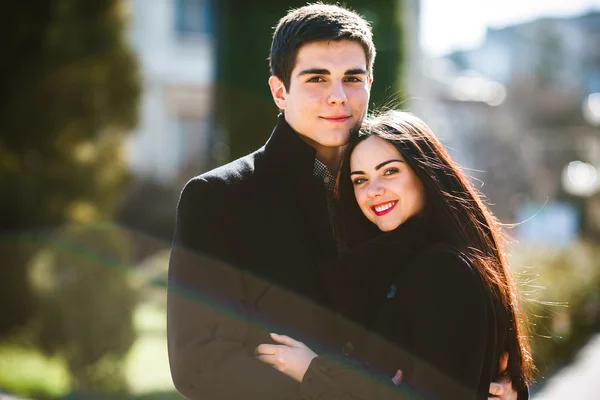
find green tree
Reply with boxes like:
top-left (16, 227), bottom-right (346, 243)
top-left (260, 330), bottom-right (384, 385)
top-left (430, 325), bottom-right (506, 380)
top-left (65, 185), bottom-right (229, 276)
top-left (32, 223), bottom-right (138, 393)
top-left (212, 0), bottom-right (404, 162)
top-left (0, 0), bottom-right (141, 335)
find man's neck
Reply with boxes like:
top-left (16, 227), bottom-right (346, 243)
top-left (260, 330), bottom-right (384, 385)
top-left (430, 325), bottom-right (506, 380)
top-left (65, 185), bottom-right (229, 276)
top-left (316, 146), bottom-right (344, 174)
top-left (281, 114), bottom-right (344, 173)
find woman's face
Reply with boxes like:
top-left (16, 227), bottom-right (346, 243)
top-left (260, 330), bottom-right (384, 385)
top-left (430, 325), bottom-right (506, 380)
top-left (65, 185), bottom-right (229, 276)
top-left (350, 135), bottom-right (426, 232)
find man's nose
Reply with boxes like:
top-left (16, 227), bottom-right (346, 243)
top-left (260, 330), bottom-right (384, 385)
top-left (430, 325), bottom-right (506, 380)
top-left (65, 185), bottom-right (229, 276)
top-left (327, 81), bottom-right (348, 105)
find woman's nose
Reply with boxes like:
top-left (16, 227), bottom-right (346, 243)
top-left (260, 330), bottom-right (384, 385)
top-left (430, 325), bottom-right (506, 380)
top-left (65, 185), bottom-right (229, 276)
top-left (367, 181), bottom-right (384, 198)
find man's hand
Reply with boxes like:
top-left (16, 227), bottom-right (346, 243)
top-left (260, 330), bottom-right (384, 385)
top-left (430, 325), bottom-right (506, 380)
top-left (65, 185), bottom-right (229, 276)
top-left (489, 353), bottom-right (517, 400)
top-left (255, 333), bottom-right (317, 383)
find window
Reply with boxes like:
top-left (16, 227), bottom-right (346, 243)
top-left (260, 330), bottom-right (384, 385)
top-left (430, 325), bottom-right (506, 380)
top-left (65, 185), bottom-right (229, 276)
top-left (174, 0), bottom-right (212, 38)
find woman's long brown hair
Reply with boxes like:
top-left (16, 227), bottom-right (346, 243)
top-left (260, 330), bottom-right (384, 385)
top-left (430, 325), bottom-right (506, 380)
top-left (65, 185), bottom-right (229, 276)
top-left (337, 110), bottom-right (535, 391)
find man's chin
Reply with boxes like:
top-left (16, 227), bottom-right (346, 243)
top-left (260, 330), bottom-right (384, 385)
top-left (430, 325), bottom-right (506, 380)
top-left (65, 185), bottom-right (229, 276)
top-left (326, 126), bottom-right (360, 146)
top-left (321, 135), bottom-right (351, 148)
top-left (349, 120), bottom-right (362, 136)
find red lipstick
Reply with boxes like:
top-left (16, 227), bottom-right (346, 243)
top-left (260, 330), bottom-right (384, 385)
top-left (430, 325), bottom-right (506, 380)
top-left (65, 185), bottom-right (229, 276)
top-left (370, 200), bottom-right (398, 216)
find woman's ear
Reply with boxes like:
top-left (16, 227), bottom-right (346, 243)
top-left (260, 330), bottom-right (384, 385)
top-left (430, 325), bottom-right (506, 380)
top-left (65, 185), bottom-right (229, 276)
top-left (268, 75), bottom-right (287, 110)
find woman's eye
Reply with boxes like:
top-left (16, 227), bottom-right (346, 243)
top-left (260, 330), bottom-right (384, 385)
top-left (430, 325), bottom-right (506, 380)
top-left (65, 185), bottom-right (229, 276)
top-left (352, 177), bottom-right (367, 185)
top-left (384, 167), bottom-right (399, 176)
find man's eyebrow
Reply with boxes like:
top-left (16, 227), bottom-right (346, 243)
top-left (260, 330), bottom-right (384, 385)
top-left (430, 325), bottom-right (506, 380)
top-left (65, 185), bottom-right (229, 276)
top-left (297, 68), bottom-right (330, 76)
top-left (296, 68), bottom-right (368, 77)
top-left (345, 68), bottom-right (368, 75)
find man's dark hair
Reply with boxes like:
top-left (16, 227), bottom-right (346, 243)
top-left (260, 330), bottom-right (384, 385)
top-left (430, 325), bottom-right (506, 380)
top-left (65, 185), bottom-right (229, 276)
top-left (269, 3), bottom-right (376, 91)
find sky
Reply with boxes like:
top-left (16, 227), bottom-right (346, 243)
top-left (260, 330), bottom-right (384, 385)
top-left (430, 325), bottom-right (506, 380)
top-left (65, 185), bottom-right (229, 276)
top-left (420, 0), bottom-right (600, 56)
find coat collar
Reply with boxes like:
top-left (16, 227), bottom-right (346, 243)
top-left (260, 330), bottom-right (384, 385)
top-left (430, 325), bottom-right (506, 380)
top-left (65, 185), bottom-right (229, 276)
top-left (321, 216), bottom-right (432, 328)
top-left (262, 113), bottom-right (317, 182)
top-left (339, 215), bottom-right (431, 274)
top-left (259, 113), bottom-right (338, 264)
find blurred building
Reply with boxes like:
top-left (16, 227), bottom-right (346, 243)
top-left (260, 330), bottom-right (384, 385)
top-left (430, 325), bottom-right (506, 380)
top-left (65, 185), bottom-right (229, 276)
top-left (412, 11), bottom-right (600, 241)
top-left (451, 12), bottom-right (600, 97)
top-left (117, 0), bottom-right (217, 258)
top-left (124, 0), bottom-right (216, 186)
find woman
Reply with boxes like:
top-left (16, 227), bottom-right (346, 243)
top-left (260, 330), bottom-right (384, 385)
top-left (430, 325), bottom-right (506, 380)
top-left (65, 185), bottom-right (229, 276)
top-left (256, 110), bottom-right (534, 399)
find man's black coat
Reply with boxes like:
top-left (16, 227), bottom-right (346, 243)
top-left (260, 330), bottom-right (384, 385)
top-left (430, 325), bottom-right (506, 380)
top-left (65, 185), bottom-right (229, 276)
top-left (167, 114), bottom-right (342, 399)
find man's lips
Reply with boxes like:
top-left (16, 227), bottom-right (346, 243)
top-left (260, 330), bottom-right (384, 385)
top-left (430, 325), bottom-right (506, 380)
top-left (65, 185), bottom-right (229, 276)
top-left (370, 200), bottom-right (398, 216)
top-left (320, 115), bottom-right (351, 123)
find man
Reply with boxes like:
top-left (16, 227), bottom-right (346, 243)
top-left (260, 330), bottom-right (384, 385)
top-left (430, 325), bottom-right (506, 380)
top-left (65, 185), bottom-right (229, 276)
top-left (167, 3), bottom-right (518, 399)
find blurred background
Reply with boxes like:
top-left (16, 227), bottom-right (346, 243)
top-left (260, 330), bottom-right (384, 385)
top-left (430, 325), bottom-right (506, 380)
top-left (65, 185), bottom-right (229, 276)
top-left (1, 0), bottom-right (600, 399)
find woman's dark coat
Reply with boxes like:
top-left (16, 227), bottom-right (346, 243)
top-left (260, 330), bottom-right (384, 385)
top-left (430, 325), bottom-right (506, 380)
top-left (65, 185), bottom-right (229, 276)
top-left (299, 218), bottom-right (506, 400)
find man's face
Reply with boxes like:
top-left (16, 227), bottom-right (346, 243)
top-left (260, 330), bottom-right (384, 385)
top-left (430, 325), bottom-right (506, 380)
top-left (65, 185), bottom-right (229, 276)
top-left (269, 40), bottom-right (373, 150)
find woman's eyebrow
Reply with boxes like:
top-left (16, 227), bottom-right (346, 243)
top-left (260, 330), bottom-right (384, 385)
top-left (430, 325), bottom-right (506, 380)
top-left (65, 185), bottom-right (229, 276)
top-left (375, 159), bottom-right (403, 170)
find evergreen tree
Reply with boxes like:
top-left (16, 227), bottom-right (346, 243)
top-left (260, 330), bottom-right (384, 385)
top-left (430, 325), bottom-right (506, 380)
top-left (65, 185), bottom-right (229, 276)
top-left (0, 0), bottom-right (141, 335)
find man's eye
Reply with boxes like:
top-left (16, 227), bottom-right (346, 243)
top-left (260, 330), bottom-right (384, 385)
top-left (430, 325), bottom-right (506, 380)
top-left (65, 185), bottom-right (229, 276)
top-left (307, 76), bottom-right (325, 83)
top-left (345, 77), bottom-right (362, 83)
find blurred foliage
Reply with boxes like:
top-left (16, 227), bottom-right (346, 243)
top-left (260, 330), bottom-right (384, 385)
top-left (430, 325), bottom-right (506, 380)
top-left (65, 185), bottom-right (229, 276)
top-left (0, 341), bottom-right (71, 399)
top-left (0, 271), bottom-right (172, 399)
top-left (213, 0), bottom-right (404, 162)
top-left (512, 240), bottom-right (600, 381)
top-left (0, 0), bottom-right (141, 335)
top-left (28, 223), bottom-right (138, 393)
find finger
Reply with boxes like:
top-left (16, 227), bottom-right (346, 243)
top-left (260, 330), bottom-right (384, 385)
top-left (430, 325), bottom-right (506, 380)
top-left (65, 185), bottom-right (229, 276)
top-left (488, 382), bottom-right (504, 396)
top-left (256, 354), bottom-right (279, 367)
top-left (271, 333), bottom-right (305, 348)
top-left (391, 369), bottom-right (403, 386)
top-left (255, 344), bottom-right (278, 356)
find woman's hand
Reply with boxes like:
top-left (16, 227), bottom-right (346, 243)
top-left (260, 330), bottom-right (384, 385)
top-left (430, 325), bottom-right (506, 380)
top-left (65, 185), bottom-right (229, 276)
top-left (488, 353), bottom-right (518, 400)
top-left (255, 333), bottom-right (317, 383)
top-left (392, 369), bottom-right (403, 385)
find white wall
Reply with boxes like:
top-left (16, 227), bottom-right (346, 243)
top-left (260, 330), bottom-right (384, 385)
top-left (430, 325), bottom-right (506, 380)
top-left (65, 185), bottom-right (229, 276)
top-left (125, 0), bottom-right (215, 184)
